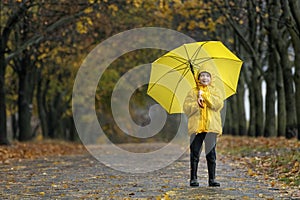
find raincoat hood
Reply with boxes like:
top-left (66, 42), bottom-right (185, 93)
top-left (195, 62), bottom-right (224, 94)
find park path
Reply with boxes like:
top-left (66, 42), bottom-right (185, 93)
top-left (0, 143), bottom-right (295, 199)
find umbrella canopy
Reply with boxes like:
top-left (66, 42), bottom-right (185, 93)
top-left (147, 41), bottom-right (243, 114)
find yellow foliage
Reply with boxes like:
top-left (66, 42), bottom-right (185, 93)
top-left (215, 16), bottom-right (226, 25)
top-left (108, 4), bottom-right (118, 12)
top-left (38, 53), bottom-right (47, 60)
top-left (36, 62), bottom-right (41, 69)
top-left (228, 38), bottom-right (234, 44)
top-left (198, 21), bottom-right (206, 29)
top-left (76, 21), bottom-right (88, 34)
top-left (208, 20), bottom-right (216, 32)
top-left (159, 0), bottom-right (164, 9)
top-left (187, 20), bottom-right (197, 30)
top-left (86, 17), bottom-right (93, 26)
top-left (176, 22), bottom-right (185, 31)
top-left (55, 56), bottom-right (62, 64)
top-left (172, 0), bottom-right (182, 5)
top-left (133, 0), bottom-right (143, 8)
top-left (76, 17), bottom-right (93, 34)
top-left (84, 7), bottom-right (93, 14)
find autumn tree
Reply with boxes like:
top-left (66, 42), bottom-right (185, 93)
top-left (0, 0), bottom-right (92, 143)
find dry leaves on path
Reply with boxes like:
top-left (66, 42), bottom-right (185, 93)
top-left (1, 136), bottom-right (299, 197)
top-left (0, 140), bottom-right (87, 164)
top-left (218, 135), bottom-right (300, 197)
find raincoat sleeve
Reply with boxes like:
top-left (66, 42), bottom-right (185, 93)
top-left (183, 88), bottom-right (199, 117)
top-left (202, 87), bottom-right (223, 111)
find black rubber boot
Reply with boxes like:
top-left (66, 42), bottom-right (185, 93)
top-left (190, 161), bottom-right (199, 187)
top-left (207, 148), bottom-right (220, 187)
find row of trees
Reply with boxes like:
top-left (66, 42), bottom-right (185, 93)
top-left (221, 0), bottom-right (300, 140)
top-left (0, 0), bottom-right (299, 144)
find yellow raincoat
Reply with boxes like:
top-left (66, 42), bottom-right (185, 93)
top-left (183, 63), bottom-right (225, 136)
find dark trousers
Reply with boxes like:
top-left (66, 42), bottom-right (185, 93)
top-left (190, 132), bottom-right (217, 181)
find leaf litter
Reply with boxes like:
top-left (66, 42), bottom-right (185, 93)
top-left (0, 136), bottom-right (299, 199)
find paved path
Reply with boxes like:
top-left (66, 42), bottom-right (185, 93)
top-left (0, 144), bottom-right (295, 199)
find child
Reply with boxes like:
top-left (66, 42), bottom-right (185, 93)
top-left (183, 63), bottom-right (224, 187)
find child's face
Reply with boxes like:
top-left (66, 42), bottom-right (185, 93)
top-left (199, 72), bottom-right (211, 86)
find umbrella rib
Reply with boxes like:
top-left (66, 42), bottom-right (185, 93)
top-left (190, 42), bottom-right (209, 64)
top-left (163, 55), bottom-right (188, 64)
top-left (183, 45), bottom-right (190, 61)
top-left (148, 61), bottom-right (191, 92)
top-left (168, 67), bottom-right (191, 112)
top-left (193, 56), bottom-right (242, 66)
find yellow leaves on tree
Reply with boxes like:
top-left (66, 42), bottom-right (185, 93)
top-left (132, 0), bottom-right (143, 8)
top-left (83, 7), bottom-right (93, 14)
top-left (76, 17), bottom-right (93, 34)
top-left (108, 4), bottom-right (119, 16)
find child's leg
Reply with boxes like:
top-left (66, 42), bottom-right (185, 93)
top-left (190, 133), bottom-right (206, 186)
top-left (205, 133), bottom-right (220, 187)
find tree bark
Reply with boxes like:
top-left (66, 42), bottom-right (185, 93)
top-left (248, 81), bottom-right (256, 137)
top-left (285, 0), bottom-right (300, 140)
top-left (223, 101), bottom-right (232, 135)
top-left (17, 62), bottom-right (35, 141)
top-left (237, 69), bottom-right (247, 135)
top-left (253, 67), bottom-right (264, 137)
top-left (269, 0), bottom-right (296, 138)
top-left (0, 56), bottom-right (8, 145)
top-left (264, 48), bottom-right (276, 137)
top-left (36, 68), bottom-right (48, 138)
top-left (229, 95), bottom-right (239, 135)
top-left (0, 1), bottom-right (29, 145)
top-left (276, 51), bottom-right (287, 137)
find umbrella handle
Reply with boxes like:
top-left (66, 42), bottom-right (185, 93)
top-left (190, 63), bottom-right (200, 89)
top-left (197, 98), bottom-right (204, 108)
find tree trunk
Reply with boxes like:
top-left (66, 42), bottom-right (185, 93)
top-left (276, 52), bottom-right (286, 137)
top-left (280, 48), bottom-right (297, 138)
top-left (269, 0), bottom-right (296, 138)
top-left (237, 69), bottom-right (247, 135)
top-left (253, 67), bottom-right (264, 137)
top-left (223, 101), bottom-right (232, 135)
top-left (17, 69), bottom-right (33, 141)
top-left (229, 95), bottom-right (239, 135)
top-left (36, 68), bottom-right (48, 138)
top-left (286, 0), bottom-right (300, 140)
top-left (293, 37), bottom-right (300, 140)
top-left (0, 56), bottom-right (9, 145)
top-left (248, 83), bottom-right (256, 137)
top-left (268, 0), bottom-right (286, 137)
top-left (0, 1), bottom-right (30, 145)
top-left (264, 31), bottom-right (277, 137)
top-left (12, 114), bottom-right (18, 139)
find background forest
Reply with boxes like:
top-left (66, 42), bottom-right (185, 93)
top-left (1, 0), bottom-right (300, 145)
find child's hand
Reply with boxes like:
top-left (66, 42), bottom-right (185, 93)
top-left (198, 90), bottom-right (203, 97)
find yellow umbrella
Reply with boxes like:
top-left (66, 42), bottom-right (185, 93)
top-left (147, 41), bottom-right (243, 114)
